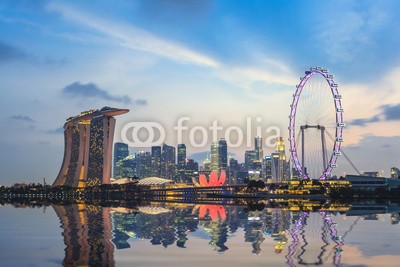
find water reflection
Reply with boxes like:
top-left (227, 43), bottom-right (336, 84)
top-left (53, 205), bottom-right (115, 267)
top-left (51, 202), bottom-right (400, 266)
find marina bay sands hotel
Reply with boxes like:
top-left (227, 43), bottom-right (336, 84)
top-left (53, 107), bottom-right (129, 187)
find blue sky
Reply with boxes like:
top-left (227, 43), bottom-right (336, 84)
top-left (1, 0), bottom-right (400, 184)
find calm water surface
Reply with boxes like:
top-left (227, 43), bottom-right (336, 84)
top-left (1, 202), bottom-right (400, 266)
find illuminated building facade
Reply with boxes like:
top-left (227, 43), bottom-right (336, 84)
top-left (114, 154), bottom-right (136, 178)
top-left (151, 146), bottom-right (162, 177)
top-left (211, 143), bottom-right (219, 173)
top-left (245, 150), bottom-right (257, 171)
top-left (136, 151), bottom-right (152, 178)
top-left (255, 136), bottom-right (263, 160)
top-left (229, 158), bottom-right (239, 185)
top-left (218, 138), bottom-right (228, 172)
top-left (264, 156), bottom-right (272, 181)
top-left (271, 137), bottom-right (287, 182)
top-left (53, 107), bottom-right (129, 187)
top-left (177, 144), bottom-right (187, 182)
top-left (161, 143), bottom-right (176, 180)
top-left (113, 142), bottom-right (129, 178)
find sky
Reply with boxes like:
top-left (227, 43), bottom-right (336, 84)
top-left (1, 0), bottom-right (400, 185)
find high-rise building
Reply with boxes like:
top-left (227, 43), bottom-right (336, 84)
top-left (136, 151), bottom-right (152, 178)
top-left (255, 136), bottom-right (263, 160)
top-left (151, 146), bottom-right (162, 177)
top-left (113, 142), bottom-right (129, 178)
top-left (114, 154), bottom-right (136, 179)
top-left (161, 143), bottom-right (176, 180)
top-left (271, 152), bottom-right (280, 182)
top-left (274, 137), bottom-right (287, 182)
top-left (229, 158), bottom-right (239, 185)
top-left (53, 107), bottom-right (129, 187)
top-left (264, 156), bottom-right (272, 181)
top-left (184, 159), bottom-right (199, 184)
top-left (218, 138), bottom-right (228, 172)
top-left (177, 144), bottom-right (187, 182)
top-left (244, 150), bottom-right (257, 171)
top-left (210, 143), bottom-right (219, 173)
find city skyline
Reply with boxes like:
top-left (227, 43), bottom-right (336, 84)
top-left (1, 0), bottom-right (400, 184)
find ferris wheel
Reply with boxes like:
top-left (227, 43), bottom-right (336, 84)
top-left (289, 67), bottom-right (344, 180)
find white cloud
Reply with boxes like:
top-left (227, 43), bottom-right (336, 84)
top-left (47, 2), bottom-right (219, 68)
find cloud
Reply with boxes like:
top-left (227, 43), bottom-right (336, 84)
top-left (138, 0), bottom-right (213, 17)
top-left (0, 41), bottom-right (27, 62)
top-left (381, 103), bottom-right (400, 121)
top-left (348, 103), bottom-right (400, 126)
top-left (47, 2), bottom-right (218, 67)
top-left (349, 115), bottom-right (380, 127)
top-left (46, 127), bottom-right (64, 134)
top-left (9, 115), bottom-right (36, 123)
top-left (62, 82), bottom-right (134, 104)
top-left (0, 40), bottom-right (66, 65)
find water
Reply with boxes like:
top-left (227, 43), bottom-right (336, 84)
top-left (1, 202), bottom-right (400, 266)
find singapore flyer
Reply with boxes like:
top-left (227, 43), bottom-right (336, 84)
top-left (289, 67), bottom-right (344, 180)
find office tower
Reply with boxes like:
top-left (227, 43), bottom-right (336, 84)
top-left (151, 146), bottom-right (162, 177)
top-left (53, 107), bottom-right (129, 187)
top-left (184, 159), bottom-right (199, 183)
top-left (244, 150), bottom-right (257, 171)
top-left (114, 154), bottom-right (136, 179)
top-left (136, 151), bottom-right (152, 178)
top-left (250, 160), bottom-right (263, 181)
top-left (271, 152), bottom-right (280, 182)
top-left (255, 136), bottom-right (263, 160)
top-left (273, 137), bottom-right (287, 182)
top-left (264, 156), bottom-right (272, 181)
top-left (113, 142), bottom-right (129, 178)
top-left (201, 156), bottom-right (211, 172)
top-left (218, 138), bottom-right (228, 172)
top-left (177, 144), bottom-right (187, 181)
top-left (229, 158), bottom-right (239, 185)
top-left (211, 143), bottom-right (219, 173)
top-left (161, 143), bottom-right (176, 180)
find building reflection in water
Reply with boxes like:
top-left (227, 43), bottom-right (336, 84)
top-left (53, 204), bottom-right (115, 267)
top-left (52, 203), bottom-right (400, 266)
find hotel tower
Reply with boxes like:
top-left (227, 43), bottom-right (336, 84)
top-left (53, 107), bottom-right (129, 187)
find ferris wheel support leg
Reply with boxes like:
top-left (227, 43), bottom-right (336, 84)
top-left (321, 127), bottom-right (327, 177)
top-left (301, 126), bottom-right (305, 180)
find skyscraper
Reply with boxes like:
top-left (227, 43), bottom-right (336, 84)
top-left (244, 150), bottom-right (257, 171)
top-left (114, 154), bottom-right (136, 179)
top-left (136, 151), bottom-right (152, 178)
top-left (113, 142), bottom-right (129, 178)
top-left (229, 158), bottom-right (239, 185)
top-left (151, 146), bottom-right (162, 177)
top-left (255, 136), bottom-right (263, 160)
top-left (264, 156), bottom-right (272, 181)
top-left (218, 138), bottom-right (228, 172)
top-left (53, 107), bottom-right (129, 187)
top-left (271, 137), bottom-right (287, 182)
top-left (177, 144), bottom-right (187, 181)
top-left (210, 143), bottom-right (219, 173)
top-left (161, 143), bottom-right (176, 180)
